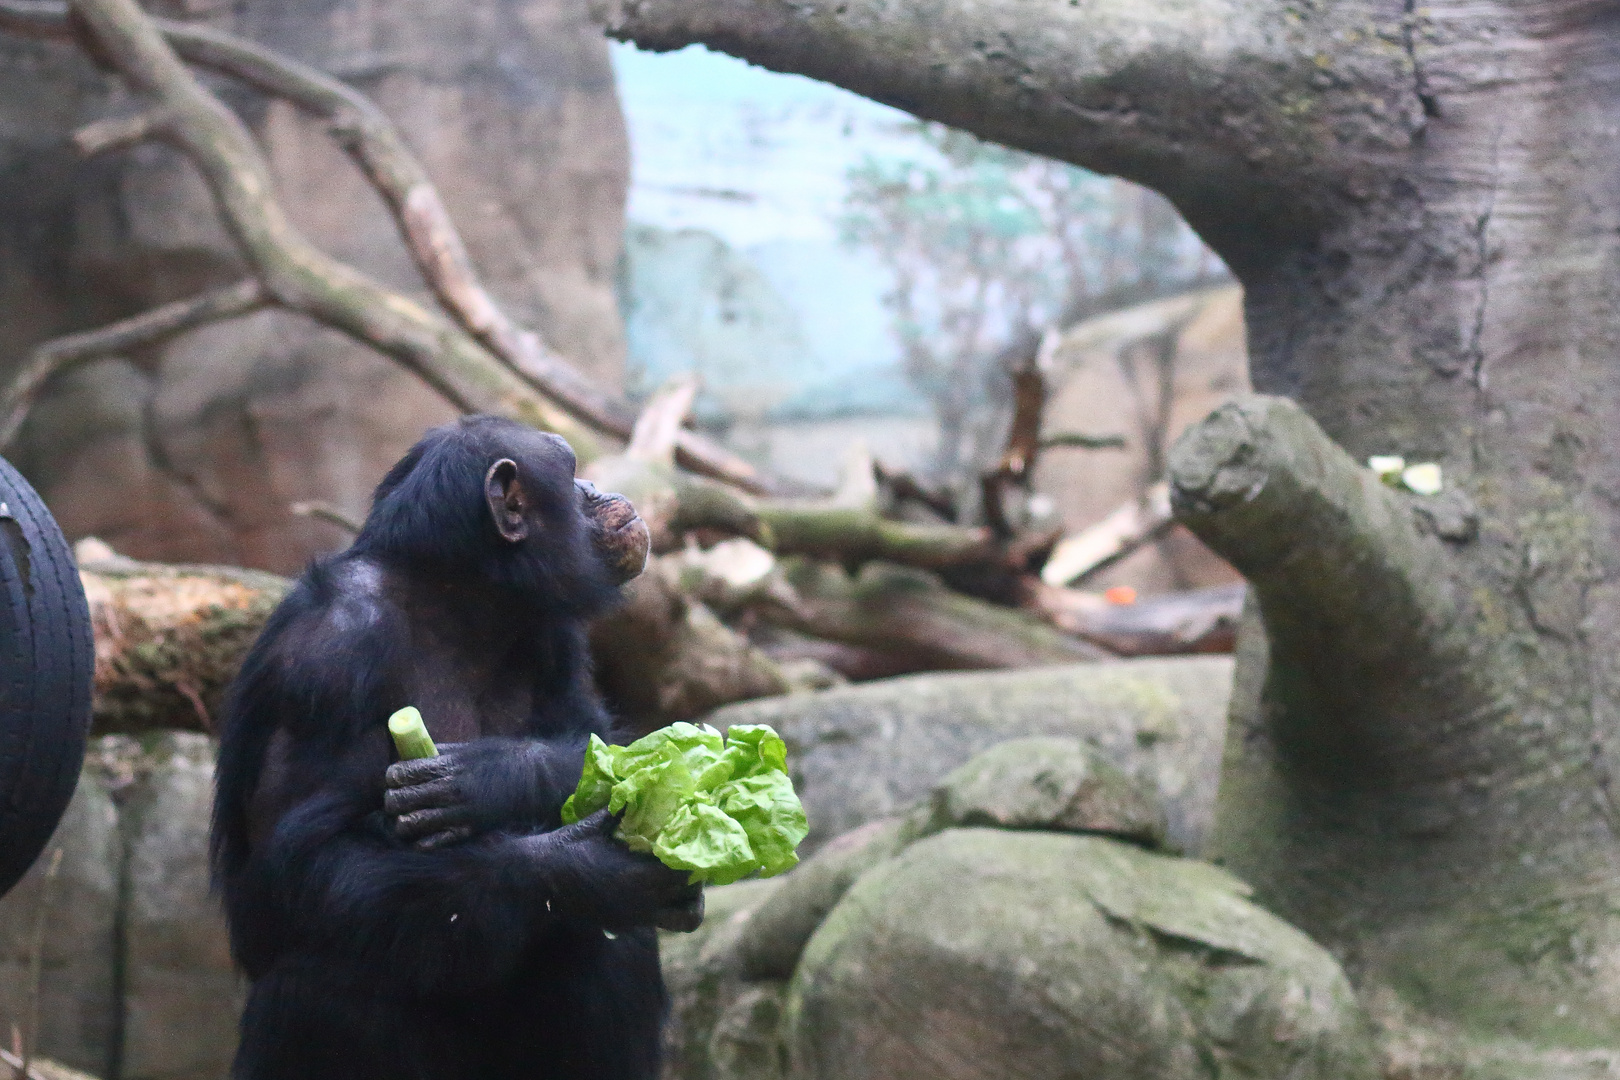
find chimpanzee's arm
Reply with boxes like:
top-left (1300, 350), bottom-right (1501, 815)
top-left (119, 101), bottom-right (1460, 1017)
top-left (247, 746), bottom-right (690, 995)
top-left (383, 625), bottom-right (613, 848)
top-left (382, 736), bottom-right (589, 848)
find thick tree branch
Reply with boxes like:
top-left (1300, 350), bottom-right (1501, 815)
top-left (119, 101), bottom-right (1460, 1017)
top-left (1168, 395), bottom-right (1477, 716)
top-left (60, 0), bottom-right (608, 458)
top-left (0, 279), bottom-right (267, 449)
top-left (595, 0), bottom-right (1424, 255)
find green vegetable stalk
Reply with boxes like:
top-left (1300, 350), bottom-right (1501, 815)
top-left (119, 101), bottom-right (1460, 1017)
top-left (562, 722), bottom-right (809, 886)
top-left (388, 706), bottom-right (439, 761)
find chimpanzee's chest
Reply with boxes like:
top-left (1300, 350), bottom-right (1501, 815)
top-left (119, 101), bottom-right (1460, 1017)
top-left (402, 640), bottom-right (536, 744)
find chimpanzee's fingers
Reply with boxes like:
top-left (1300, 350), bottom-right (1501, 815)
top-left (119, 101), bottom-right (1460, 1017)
top-left (414, 826), bottom-right (475, 851)
top-left (385, 755), bottom-right (454, 790)
top-left (384, 776), bottom-right (460, 817)
top-left (573, 809), bottom-right (618, 837)
top-left (393, 805), bottom-right (471, 842)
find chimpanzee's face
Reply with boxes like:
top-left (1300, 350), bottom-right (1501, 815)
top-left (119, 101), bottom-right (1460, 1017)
top-left (575, 479), bottom-right (649, 585)
top-left (476, 426), bottom-right (649, 588)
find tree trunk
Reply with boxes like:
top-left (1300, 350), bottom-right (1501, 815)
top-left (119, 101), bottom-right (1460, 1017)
top-left (597, 0), bottom-right (1620, 1058)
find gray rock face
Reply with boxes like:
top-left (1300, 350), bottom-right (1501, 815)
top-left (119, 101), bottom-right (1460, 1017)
top-left (660, 879), bottom-right (786, 1080)
top-left (707, 657), bottom-right (1233, 858)
top-left (119, 733), bottom-right (241, 1080)
top-left (0, 0), bottom-right (628, 574)
top-left (736, 818), bottom-right (906, 982)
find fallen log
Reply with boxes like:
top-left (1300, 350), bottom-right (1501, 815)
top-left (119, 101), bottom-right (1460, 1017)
top-left (76, 541), bottom-right (796, 736)
top-left (736, 557), bottom-right (1109, 673)
top-left (76, 542), bottom-right (290, 733)
top-left (1029, 582), bottom-right (1244, 657)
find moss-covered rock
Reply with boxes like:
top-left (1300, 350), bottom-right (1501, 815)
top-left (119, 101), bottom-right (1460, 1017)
top-left (787, 829), bottom-right (1377, 1080)
top-left (660, 879), bottom-right (784, 1080)
top-left (707, 657), bottom-right (1232, 857)
top-left (908, 736), bottom-right (1168, 849)
top-left (737, 818), bottom-right (908, 981)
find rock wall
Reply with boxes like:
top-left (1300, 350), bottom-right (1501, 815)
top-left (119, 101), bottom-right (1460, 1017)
top-left (0, 735), bottom-right (238, 1080)
top-left (0, 0), bottom-right (629, 575)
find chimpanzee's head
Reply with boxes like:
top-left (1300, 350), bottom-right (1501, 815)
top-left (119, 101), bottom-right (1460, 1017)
top-left (353, 416), bottom-right (649, 612)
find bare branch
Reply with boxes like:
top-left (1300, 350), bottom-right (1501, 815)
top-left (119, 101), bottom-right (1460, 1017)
top-left (0, 0), bottom-right (784, 492)
top-left (142, 16), bottom-right (643, 432)
top-left (626, 376), bottom-right (699, 464)
top-left (71, 106), bottom-right (171, 155)
top-left (290, 500), bottom-right (362, 535)
top-left (0, 1045), bottom-right (56, 1080)
top-left (1040, 432), bottom-right (1127, 452)
top-left (62, 0), bottom-right (606, 457)
top-left (0, 279), bottom-right (267, 450)
top-left (20, 847), bottom-right (61, 1080)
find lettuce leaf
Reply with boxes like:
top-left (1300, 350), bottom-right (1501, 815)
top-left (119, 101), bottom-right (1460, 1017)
top-left (653, 802), bottom-right (757, 886)
top-left (714, 770), bottom-right (808, 878)
top-left (560, 734), bottom-right (621, 825)
top-left (561, 722), bottom-right (807, 885)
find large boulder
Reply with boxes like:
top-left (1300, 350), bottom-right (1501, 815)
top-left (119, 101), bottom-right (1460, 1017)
top-left (0, 0), bottom-right (629, 574)
top-left (788, 829), bottom-right (1377, 1080)
top-left (707, 657), bottom-right (1232, 857)
top-left (909, 735), bottom-right (1168, 848)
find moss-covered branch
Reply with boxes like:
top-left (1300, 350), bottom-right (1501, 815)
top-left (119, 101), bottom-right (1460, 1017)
top-left (1168, 395), bottom-right (1473, 690)
top-left (78, 555), bottom-right (290, 733)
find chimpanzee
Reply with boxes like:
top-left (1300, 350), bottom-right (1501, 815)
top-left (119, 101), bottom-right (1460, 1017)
top-left (211, 415), bottom-right (702, 1080)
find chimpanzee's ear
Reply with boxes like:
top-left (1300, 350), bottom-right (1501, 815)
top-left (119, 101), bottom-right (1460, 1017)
top-left (484, 458), bottom-right (532, 543)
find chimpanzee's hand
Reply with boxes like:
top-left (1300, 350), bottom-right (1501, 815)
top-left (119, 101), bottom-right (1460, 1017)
top-left (530, 810), bottom-right (705, 933)
top-left (384, 746), bottom-right (474, 850)
top-left (384, 738), bottom-right (584, 850)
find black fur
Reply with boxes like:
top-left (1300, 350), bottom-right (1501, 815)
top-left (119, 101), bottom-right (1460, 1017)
top-left (212, 416), bottom-right (687, 1080)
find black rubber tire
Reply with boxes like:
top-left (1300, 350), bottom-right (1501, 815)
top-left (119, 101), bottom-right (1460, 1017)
top-left (0, 455), bottom-right (92, 898)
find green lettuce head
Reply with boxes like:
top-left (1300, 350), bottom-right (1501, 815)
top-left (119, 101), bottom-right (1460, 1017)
top-left (560, 722), bottom-right (808, 885)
